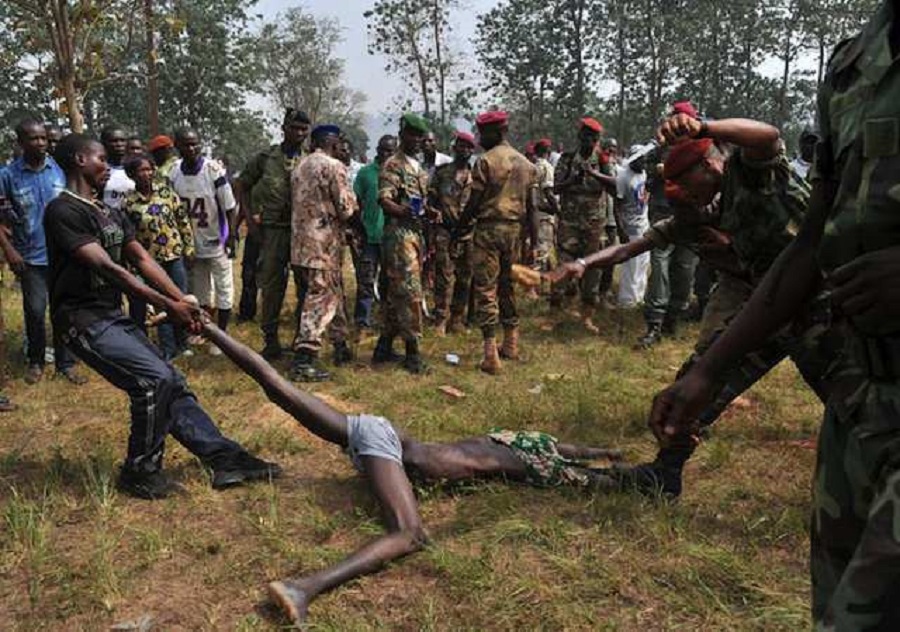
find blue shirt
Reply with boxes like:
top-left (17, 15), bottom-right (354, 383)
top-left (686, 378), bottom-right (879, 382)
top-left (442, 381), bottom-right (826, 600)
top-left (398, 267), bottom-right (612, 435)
top-left (0, 156), bottom-right (65, 265)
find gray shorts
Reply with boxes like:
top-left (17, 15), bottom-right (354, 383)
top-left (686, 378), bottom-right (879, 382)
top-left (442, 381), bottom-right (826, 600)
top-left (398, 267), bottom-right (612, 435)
top-left (346, 414), bottom-right (403, 473)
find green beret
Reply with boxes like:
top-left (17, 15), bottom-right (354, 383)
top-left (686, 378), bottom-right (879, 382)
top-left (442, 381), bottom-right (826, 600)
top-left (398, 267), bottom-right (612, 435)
top-left (401, 113), bottom-right (430, 134)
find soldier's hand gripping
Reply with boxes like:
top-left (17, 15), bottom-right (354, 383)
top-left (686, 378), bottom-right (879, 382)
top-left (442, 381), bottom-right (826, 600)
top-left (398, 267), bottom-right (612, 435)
top-left (545, 260), bottom-right (587, 284)
top-left (830, 245), bottom-right (900, 335)
top-left (656, 114), bottom-right (704, 147)
top-left (647, 370), bottom-right (714, 448)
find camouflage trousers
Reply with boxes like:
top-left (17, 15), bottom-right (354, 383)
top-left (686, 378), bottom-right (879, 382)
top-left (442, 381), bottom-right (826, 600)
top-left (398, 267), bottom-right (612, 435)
top-left (291, 266), bottom-right (348, 354)
top-left (381, 223), bottom-right (424, 342)
top-left (681, 274), bottom-right (839, 427)
top-left (533, 211), bottom-right (557, 272)
top-left (432, 226), bottom-right (474, 321)
top-left (810, 330), bottom-right (900, 631)
top-left (472, 221), bottom-right (520, 338)
top-left (552, 218), bottom-right (605, 306)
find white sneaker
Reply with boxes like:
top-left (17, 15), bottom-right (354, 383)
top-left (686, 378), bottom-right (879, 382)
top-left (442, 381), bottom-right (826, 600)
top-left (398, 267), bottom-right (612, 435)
top-left (208, 345), bottom-right (223, 357)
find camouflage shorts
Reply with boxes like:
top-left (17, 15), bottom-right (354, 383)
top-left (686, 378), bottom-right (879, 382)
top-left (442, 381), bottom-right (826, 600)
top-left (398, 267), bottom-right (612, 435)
top-left (488, 429), bottom-right (590, 487)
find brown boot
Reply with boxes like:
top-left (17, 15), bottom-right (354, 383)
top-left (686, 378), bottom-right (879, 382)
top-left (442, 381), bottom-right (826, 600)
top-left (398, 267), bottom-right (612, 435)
top-left (480, 338), bottom-right (502, 375)
top-left (500, 327), bottom-right (520, 360)
top-left (447, 314), bottom-right (465, 334)
top-left (581, 305), bottom-right (600, 335)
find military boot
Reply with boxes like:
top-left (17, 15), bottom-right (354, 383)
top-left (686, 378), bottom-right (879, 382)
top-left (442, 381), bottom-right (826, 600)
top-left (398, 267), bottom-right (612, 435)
top-left (613, 445), bottom-right (694, 499)
top-left (661, 312), bottom-right (679, 337)
top-left (261, 336), bottom-right (283, 361)
top-left (372, 335), bottom-right (403, 364)
top-left (401, 338), bottom-right (427, 375)
top-left (333, 341), bottom-right (354, 366)
top-left (635, 323), bottom-right (663, 349)
top-left (289, 350), bottom-right (330, 382)
top-left (446, 313), bottom-right (466, 334)
top-left (480, 338), bottom-right (503, 375)
top-left (499, 326), bottom-right (520, 361)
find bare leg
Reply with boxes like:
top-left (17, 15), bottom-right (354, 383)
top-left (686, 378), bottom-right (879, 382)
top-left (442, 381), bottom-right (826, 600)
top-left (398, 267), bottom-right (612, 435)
top-left (403, 437), bottom-right (529, 482)
top-left (202, 322), bottom-right (349, 446)
top-left (268, 457), bottom-right (426, 625)
top-left (556, 444), bottom-right (623, 461)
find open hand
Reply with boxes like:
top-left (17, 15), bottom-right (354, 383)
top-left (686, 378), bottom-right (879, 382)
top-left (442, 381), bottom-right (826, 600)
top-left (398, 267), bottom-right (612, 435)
top-left (545, 260), bottom-right (586, 284)
top-left (830, 245), bottom-right (900, 335)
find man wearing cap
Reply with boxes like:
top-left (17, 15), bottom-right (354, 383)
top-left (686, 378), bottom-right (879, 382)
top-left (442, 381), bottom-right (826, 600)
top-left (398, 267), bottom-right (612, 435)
top-left (148, 135), bottom-right (178, 184)
top-left (428, 131), bottom-right (475, 335)
top-left (532, 139), bottom-right (559, 277)
top-left (374, 113), bottom-right (432, 373)
top-left (456, 110), bottom-right (539, 374)
top-left (551, 117), bottom-right (613, 333)
top-left (237, 109), bottom-right (310, 359)
top-left (288, 124), bottom-right (357, 381)
top-left (549, 116), bottom-right (837, 499)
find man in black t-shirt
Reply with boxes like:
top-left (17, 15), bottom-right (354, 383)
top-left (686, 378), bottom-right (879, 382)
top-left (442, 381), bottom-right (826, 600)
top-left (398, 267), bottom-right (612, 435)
top-left (45, 134), bottom-right (281, 499)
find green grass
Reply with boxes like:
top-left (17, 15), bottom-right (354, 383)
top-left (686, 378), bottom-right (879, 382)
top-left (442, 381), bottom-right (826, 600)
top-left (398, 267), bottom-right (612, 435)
top-left (0, 265), bottom-right (821, 630)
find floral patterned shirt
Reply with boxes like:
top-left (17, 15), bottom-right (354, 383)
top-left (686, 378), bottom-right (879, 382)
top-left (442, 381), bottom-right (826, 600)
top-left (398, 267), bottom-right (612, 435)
top-left (124, 184), bottom-right (195, 262)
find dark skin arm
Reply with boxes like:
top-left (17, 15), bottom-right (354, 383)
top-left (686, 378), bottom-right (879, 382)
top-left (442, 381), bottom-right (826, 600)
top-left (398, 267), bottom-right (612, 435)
top-left (546, 235), bottom-right (655, 284)
top-left (0, 224), bottom-right (24, 274)
top-left (73, 240), bottom-right (200, 329)
top-left (379, 196), bottom-right (411, 220)
top-left (657, 115), bottom-right (781, 162)
top-left (647, 179), bottom-right (835, 445)
top-left (455, 186), bottom-right (485, 235)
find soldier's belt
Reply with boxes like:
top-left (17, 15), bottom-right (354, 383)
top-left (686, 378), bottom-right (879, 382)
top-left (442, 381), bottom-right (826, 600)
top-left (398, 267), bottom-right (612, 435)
top-left (850, 331), bottom-right (900, 381)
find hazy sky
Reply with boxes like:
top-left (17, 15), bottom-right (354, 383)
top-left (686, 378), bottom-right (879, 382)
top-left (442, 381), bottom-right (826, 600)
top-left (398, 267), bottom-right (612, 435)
top-left (255, 0), bottom-right (498, 118)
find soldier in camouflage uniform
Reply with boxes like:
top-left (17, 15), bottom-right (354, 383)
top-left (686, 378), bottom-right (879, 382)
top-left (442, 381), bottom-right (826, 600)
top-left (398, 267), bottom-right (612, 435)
top-left (374, 113), bottom-right (432, 374)
top-left (552, 118), bottom-right (613, 333)
top-left (650, 23), bottom-right (900, 622)
top-left (428, 131), bottom-right (475, 335)
top-left (551, 118), bottom-right (840, 500)
top-left (237, 109), bottom-right (310, 359)
top-left (456, 110), bottom-right (539, 374)
top-left (288, 125), bottom-right (357, 382)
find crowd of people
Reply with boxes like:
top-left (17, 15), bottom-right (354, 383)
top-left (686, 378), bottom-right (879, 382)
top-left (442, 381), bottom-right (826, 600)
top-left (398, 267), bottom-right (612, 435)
top-left (1, 1), bottom-right (899, 627)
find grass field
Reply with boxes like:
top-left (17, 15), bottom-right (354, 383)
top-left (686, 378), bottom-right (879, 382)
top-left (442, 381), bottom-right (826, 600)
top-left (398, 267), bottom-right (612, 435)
top-left (0, 270), bottom-right (822, 631)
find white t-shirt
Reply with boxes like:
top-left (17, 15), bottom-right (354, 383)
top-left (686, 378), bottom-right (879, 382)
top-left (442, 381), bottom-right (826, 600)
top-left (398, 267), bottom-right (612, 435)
top-left (103, 166), bottom-right (135, 211)
top-left (424, 152), bottom-right (452, 178)
top-left (790, 156), bottom-right (811, 181)
top-left (169, 158), bottom-right (237, 259)
top-left (615, 165), bottom-right (649, 232)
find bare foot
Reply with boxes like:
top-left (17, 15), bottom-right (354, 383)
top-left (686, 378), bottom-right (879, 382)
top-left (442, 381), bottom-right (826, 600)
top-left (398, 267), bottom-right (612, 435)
top-left (268, 580), bottom-right (311, 626)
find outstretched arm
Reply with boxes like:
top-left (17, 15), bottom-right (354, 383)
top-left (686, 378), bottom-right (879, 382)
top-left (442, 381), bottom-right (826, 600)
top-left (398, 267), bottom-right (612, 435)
top-left (201, 321), bottom-right (349, 446)
top-left (546, 235), bottom-right (654, 283)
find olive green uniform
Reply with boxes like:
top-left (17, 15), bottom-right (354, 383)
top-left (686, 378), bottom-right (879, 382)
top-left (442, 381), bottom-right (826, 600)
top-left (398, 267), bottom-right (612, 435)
top-left (238, 144), bottom-right (303, 347)
top-left (428, 161), bottom-right (473, 322)
top-left (808, 5), bottom-right (900, 628)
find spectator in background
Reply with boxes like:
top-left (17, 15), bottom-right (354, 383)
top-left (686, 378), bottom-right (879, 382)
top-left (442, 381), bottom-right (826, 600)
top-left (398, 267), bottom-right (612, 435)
top-left (421, 131), bottom-right (451, 179)
top-left (0, 118), bottom-right (86, 386)
top-left (790, 128), bottom-right (818, 180)
top-left (45, 124), bottom-right (62, 159)
top-left (614, 147), bottom-right (651, 309)
top-left (100, 125), bottom-right (135, 211)
top-left (148, 135), bottom-right (179, 184)
top-left (126, 135), bottom-right (146, 158)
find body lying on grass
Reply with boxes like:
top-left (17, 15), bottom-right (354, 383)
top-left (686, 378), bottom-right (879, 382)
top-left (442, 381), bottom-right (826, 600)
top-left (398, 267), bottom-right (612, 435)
top-left (200, 320), bottom-right (620, 626)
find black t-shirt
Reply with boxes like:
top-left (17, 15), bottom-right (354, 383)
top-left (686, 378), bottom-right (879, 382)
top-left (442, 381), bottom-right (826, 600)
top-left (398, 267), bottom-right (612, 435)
top-left (44, 190), bottom-right (135, 331)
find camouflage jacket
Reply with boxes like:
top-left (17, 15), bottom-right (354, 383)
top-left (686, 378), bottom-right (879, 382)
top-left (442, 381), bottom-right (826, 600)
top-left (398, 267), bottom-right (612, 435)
top-left (290, 150), bottom-right (357, 270)
top-left (814, 2), bottom-right (899, 335)
top-left (647, 149), bottom-right (808, 283)
top-left (470, 141), bottom-right (538, 223)
top-left (554, 150), bottom-right (611, 224)
top-left (379, 150), bottom-right (429, 232)
top-left (239, 143), bottom-right (303, 228)
top-left (428, 162), bottom-right (472, 228)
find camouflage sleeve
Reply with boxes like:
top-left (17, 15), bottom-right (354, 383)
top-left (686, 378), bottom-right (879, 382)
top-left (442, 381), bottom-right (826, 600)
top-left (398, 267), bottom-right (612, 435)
top-left (553, 155), bottom-right (567, 188)
top-left (810, 72), bottom-right (835, 183)
top-left (470, 155), bottom-right (490, 193)
top-left (378, 160), bottom-right (403, 203)
top-left (237, 150), bottom-right (265, 189)
top-left (645, 218), bottom-right (674, 248)
top-left (331, 162), bottom-right (358, 221)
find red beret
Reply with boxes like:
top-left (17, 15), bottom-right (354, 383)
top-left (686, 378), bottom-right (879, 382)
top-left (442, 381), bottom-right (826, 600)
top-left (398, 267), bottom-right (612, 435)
top-left (475, 110), bottom-right (509, 127)
top-left (671, 101), bottom-right (699, 118)
top-left (454, 130), bottom-right (476, 145)
top-left (535, 138), bottom-right (552, 149)
top-left (147, 135), bottom-right (173, 152)
top-left (663, 138), bottom-right (714, 180)
top-left (580, 117), bottom-right (603, 134)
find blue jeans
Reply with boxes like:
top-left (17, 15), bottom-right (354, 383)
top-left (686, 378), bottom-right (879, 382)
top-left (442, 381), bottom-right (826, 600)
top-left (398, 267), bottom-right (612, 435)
top-left (128, 258), bottom-right (188, 360)
top-left (66, 315), bottom-right (242, 472)
top-left (352, 242), bottom-right (382, 328)
top-left (21, 264), bottom-right (75, 370)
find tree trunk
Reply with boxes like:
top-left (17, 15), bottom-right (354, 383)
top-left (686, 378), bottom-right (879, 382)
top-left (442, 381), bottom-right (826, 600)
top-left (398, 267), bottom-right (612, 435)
top-left (615, 0), bottom-right (626, 140)
top-left (432, 0), bottom-right (446, 126)
top-left (145, 0), bottom-right (160, 135)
